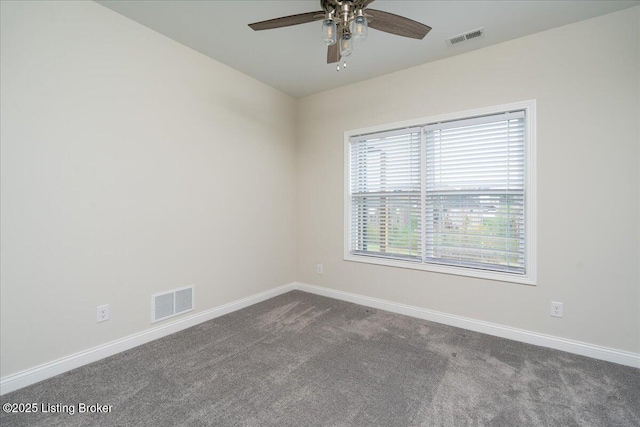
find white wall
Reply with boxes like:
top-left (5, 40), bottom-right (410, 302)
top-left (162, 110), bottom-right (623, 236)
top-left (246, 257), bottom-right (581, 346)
top-left (296, 7), bottom-right (640, 353)
top-left (0, 1), bottom-right (296, 377)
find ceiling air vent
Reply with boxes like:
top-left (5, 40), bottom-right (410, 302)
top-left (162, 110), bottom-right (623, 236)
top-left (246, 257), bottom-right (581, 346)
top-left (446, 28), bottom-right (485, 46)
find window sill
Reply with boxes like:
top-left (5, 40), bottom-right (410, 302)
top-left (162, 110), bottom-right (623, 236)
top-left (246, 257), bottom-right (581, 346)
top-left (343, 253), bottom-right (536, 286)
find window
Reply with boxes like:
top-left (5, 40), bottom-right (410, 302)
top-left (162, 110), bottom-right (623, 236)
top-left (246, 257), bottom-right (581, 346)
top-left (345, 101), bottom-right (536, 285)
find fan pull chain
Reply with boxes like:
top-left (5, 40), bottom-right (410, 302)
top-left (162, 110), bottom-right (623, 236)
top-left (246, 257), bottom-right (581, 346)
top-left (336, 61), bottom-right (348, 72)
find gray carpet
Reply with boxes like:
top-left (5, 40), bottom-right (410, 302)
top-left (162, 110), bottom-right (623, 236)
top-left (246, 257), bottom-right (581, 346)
top-left (1, 290), bottom-right (639, 426)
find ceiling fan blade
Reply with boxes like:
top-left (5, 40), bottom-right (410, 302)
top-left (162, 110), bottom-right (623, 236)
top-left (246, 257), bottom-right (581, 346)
top-left (361, 0), bottom-right (376, 7)
top-left (249, 11), bottom-right (324, 31)
top-left (367, 9), bottom-right (432, 40)
top-left (327, 43), bottom-right (340, 64)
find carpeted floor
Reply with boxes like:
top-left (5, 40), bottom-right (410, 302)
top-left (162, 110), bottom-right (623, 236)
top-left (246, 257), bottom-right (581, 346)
top-left (1, 290), bottom-right (639, 426)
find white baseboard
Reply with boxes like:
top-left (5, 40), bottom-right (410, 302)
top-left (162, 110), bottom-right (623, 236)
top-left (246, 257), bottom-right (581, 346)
top-left (0, 283), bottom-right (296, 395)
top-left (3, 281), bottom-right (638, 395)
top-left (292, 282), bottom-right (640, 369)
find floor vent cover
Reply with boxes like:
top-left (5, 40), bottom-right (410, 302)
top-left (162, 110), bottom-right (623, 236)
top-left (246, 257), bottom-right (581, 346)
top-left (446, 28), bottom-right (485, 46)
top-left (152, 285), bottom-right (194, 323)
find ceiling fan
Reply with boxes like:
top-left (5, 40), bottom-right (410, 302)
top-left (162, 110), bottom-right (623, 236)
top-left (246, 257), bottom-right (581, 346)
top-left (248, 0), bottom-right (431, 68)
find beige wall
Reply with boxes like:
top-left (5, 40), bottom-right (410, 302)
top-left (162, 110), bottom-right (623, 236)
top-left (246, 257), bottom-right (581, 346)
top-left (0, 1), bottom-right (296, 377)
top-left (296, 7), bottom-right (640, 353)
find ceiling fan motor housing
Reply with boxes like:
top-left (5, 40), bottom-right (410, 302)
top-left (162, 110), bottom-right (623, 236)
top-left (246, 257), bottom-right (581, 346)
top-left (321, 0), bottom-right (368, 15)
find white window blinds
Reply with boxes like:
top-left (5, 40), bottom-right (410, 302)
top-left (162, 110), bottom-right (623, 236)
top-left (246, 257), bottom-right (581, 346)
top-left (350, 128), bottom-right (422, 261)
top-left (425, 111), bottom-right (525, 274)
top-left (348, 110), bottom-right (527, 276)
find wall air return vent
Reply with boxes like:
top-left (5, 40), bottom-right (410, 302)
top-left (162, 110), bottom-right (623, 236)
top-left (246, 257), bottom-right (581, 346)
top-left (151, 285), bottom-right (194, 323)
top-left (446, 28), bottom-right (485, 46)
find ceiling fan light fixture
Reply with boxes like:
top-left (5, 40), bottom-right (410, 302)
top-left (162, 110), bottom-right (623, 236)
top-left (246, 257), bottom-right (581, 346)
top-left (352, 13), bottom-right (368, 42)
top-left (339, 32), bottom-right (353, 57)
top-left (322, 18), bottom-right (337, 45)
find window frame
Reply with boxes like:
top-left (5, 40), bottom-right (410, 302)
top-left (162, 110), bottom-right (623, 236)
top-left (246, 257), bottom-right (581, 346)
top-left (343, 100), bottom-right (537, 285)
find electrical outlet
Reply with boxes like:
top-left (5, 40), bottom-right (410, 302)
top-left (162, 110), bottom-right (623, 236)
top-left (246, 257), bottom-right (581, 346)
top-left (97, 304), bottom-right (109, 323)
top-left (551, 301), bottom-right (563, 318)
top-left (317, 264), bottom-right (324, 274)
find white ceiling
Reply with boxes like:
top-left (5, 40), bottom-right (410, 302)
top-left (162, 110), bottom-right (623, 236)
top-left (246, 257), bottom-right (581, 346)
top-left (96, 0), bottom-right (640, 98)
